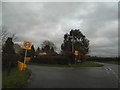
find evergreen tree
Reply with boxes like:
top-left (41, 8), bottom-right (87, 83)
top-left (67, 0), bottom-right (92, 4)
top-left (37, 47), bottom-right (40, 51)
top-left (2, 37), bottom-right (15, 75)
top-left (61, 29), bottom-right (89, 55)
top-left (3, 37), bottom-right (15, 54)
top-left (27, 45), bottom-right (35, 57)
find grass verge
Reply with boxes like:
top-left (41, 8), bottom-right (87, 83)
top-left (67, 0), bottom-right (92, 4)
top-left (105, 61), bottom-right (120, 65)
top-left (2, 68), bottom-right (31, 88)
top-left (27, 61), bottom-right (103, 67)
top-left (69, 61), bottom-right (104, 67)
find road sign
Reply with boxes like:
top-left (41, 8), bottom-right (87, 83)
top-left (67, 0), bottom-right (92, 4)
top-left (25, 57), bottom-right (31, 61)
top-left (23, 41), bottom-right (32, 50)
top-left (75, 50), bottom-right (78, 55)
top-left (18, 61), bottom-right (27, 71)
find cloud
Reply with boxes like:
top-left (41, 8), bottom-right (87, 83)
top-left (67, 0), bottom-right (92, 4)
top-left (2, 2), bottom-right (118, 57)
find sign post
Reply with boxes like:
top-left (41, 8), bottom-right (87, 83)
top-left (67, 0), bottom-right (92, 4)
top-left (74, 50), bottom-right (78, 64)
top-left (24, 49), bottom-right (27, 64)
top-left (23, 41), bottom-right (32, 64)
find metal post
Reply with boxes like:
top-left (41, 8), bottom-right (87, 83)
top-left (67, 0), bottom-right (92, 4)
top-left (24, 49), bottom-right (27, 64)
top-left (75, 56), bottom-right (76, 64)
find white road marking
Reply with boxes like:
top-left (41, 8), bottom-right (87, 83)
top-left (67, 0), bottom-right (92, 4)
top-left (105, 67), bottom-right (109, 70)
top-left (108, 68), bottom-right (111, 70)
top-left (109, 68), bottom-right (119, 79)
top-left (104, 67), bottom-right (111, 74)
top-left (105, 67), bottom-right (120, 83)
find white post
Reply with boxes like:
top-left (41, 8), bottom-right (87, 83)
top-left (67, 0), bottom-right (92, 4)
top-left (24, 49), bottom-right (27, 64)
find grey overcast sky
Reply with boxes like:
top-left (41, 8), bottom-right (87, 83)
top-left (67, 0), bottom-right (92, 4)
top-left (2, 2), bottom-right (118, 57)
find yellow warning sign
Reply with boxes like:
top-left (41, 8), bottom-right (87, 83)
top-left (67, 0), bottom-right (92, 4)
top-left (75, 50), bottom-right (78, 55)
top-left (23, 41), bottom-right (32, 50)
top-left (25, 57), bottom-right (31, 61)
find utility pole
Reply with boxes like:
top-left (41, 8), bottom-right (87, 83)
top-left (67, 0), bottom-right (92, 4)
top-left (72, 32), bottom-right (74, 53)
top-left (71, 32), bottom-right (76, 64)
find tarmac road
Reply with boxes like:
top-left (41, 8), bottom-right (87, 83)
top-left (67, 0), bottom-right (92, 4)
top-left (0, 53), bottom-right (2, 89)
top-left (25, 62), bottom-right (119, 88)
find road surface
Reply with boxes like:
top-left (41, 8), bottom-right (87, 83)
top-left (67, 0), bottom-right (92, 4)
top-left (0, 53), bottom-right (2, 89)
top-left (24, 62), bottom-right (119, 88)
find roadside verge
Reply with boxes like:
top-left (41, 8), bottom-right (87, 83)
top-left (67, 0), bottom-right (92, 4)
top-left (2, 68), bottom-right (31, 88)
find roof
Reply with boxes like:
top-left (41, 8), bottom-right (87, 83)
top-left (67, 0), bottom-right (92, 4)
top-left (35, 50), bottom-right (58, 56)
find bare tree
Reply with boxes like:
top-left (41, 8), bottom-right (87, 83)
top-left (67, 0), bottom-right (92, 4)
top-left (0, 26), bottom-right (18, 45)
top-left (11, 33), bottom-right (18, 42)
top-left (1, 26), bottom-right (9, 44)
top-left (41, 40), bottom-right (56, 51)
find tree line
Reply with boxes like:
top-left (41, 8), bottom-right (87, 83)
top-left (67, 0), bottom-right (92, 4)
top-left (2, 29), bottom-right (90, 74)
top-left (2, 28), bottom-right (90, 56)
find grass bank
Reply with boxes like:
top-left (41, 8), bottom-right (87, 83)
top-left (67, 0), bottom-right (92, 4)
top-left (2, 68), bottom-right (31, 88)
top-left (27, 61), bottom-right (103, 67)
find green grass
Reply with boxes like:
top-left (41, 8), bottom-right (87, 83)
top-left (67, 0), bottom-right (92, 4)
top-left (69, 61), bottom-right (104, 67)
top-left (2, 68), bottom-right (31, 88)
top-left (105, 61), bottom-right (120, 65)
top-left (27, 61), bottom-right (103, 67)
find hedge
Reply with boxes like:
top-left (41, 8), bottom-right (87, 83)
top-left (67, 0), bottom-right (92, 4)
top-left (2, 53), bottom-right (23, 71)
top-left (30, 55), bottom-right (74, 65)
top-left (86, 57), bottom-right (119, 62)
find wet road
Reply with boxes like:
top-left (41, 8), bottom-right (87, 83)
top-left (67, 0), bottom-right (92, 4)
top-left (25, 62), bottom-right (119, 88)
top-left (0, 53), bottom-right (2, 89)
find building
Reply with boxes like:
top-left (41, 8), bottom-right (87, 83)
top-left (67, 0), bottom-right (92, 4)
top-left (35, 50), bottom-right (58, 57)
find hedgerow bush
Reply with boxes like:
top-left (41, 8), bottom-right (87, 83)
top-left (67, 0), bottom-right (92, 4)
top-left (30, 55), bottom-right (72, 65)
top-left (86, 56), bottom-right (119, 62)
top-left (2, 53), bottom-right (23, 71)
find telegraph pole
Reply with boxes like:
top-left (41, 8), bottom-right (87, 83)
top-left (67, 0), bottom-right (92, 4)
top-left (72, 32), bottom-right (74, 53)
top-left (71, 32), bottom-right (76, 64)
